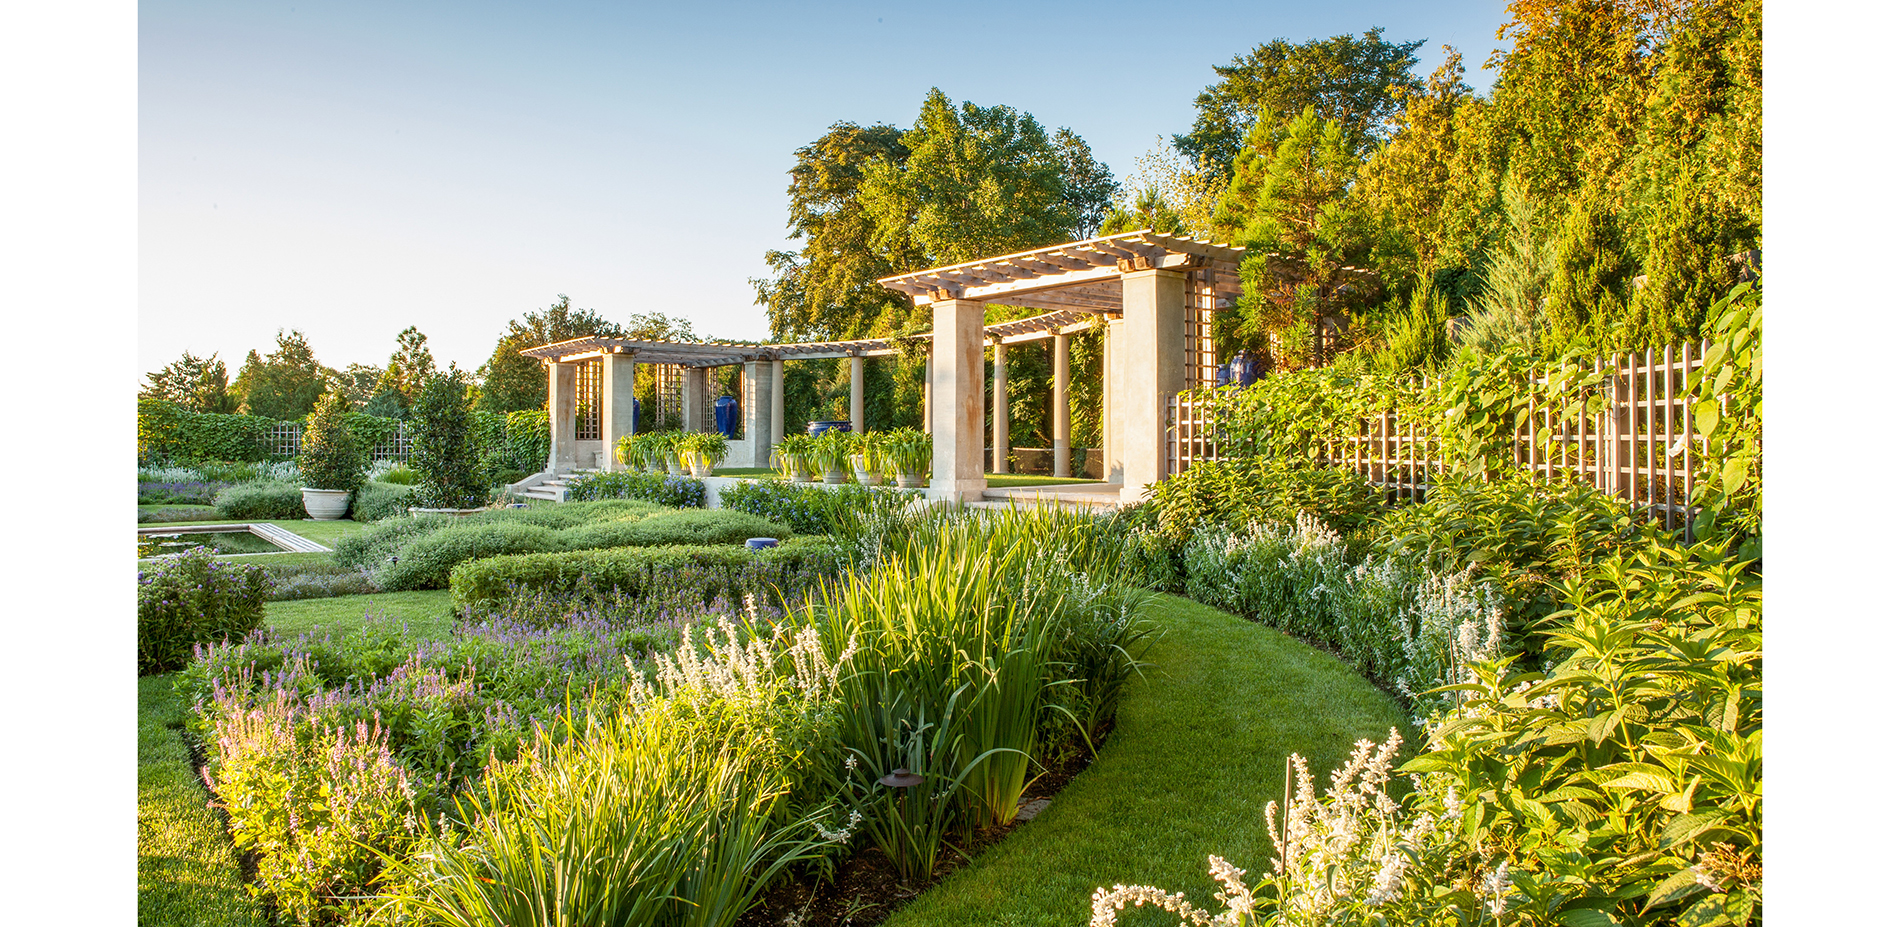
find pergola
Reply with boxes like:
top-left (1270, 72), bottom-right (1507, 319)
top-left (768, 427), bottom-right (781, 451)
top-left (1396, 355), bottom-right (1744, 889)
top-left (522, 229), bottom-right (1285, 501)
top-left (519, 308), bottom-right (1097, 474)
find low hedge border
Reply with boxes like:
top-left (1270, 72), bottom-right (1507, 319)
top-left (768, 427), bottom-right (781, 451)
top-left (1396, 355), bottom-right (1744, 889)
top-left (449, 535), bottom-right (843, 612)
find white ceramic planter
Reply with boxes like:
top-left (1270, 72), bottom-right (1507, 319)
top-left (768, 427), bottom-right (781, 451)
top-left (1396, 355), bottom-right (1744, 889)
top-left (895, 473), bottom-right (926, 488)
top-left (301, 488), bottom-right (351, 520)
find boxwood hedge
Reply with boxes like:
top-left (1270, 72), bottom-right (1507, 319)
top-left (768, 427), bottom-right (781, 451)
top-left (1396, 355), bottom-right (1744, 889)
top-left (449, 535), bottom-right (842, 612)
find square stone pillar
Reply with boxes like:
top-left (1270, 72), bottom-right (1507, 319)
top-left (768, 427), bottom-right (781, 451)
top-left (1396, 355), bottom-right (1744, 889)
top-left (1118, 269), bottom-right (1187, 503)
top-left (930, 298), bottom-right (986, 499)
top-left (681, 366), bottom-right (709, 432)
top-left (600, 353), bottom-right (637, 470)
top-left (920, 346), bottom-right (931, 433)
top-left (1102, 318), bottom-right (1123, 485)
top-left (850, 355), bottom-right (866, 434)
top-left (991, 340), bottom-right (1009, 473)
top-left (1053, 332), bottom-right (1071, 478)
top-left (742, 359), bottom-right (774, 469)
top-left (770, 359), bottom-right (785, 446)
top-left (547, 361), bottom-right (577, 471)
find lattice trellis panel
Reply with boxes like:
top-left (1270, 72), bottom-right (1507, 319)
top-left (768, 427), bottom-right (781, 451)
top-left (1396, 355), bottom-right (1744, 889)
top-left (1184, 268), bottom-right (1219, 389)
top-left (654, 364), bottom-right (683, 430)
top-left (575, 359), bottom-right (602, 440)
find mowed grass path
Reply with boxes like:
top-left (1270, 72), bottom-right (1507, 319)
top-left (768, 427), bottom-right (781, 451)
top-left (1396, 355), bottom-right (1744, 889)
top-left (884, 593), bottom-right (1407, 927)
top-left (139, 674), bottom-right (267, 927)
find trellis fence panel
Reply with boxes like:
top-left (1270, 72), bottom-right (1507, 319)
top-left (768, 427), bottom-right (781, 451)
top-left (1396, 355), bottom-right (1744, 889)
top-left (1166, 341), bottom-right (1710, 533)
top-left (264, 422), bottom-right (416, 462)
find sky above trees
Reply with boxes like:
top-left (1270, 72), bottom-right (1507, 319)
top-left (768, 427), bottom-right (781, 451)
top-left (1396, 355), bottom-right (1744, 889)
top-left (138, 0), bottom-right (1509, 381)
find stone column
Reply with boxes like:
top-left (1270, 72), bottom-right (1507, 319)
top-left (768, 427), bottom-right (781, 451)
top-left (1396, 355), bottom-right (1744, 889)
top-left (600, 353), bottom-right (636, 470)
top-left (991, 340), bottom-right (1009, 473)
top-left (743, 359), bottom-right (774, 469)
top-left (850, 355), bottom-right (865, 434)
top-left (770, 359), bottom-right (785, 446)
top-left (682, 366), bottom-right (709, 432)
top-left (1102, 319), bottom-right (1122, 484)
top-left (930, 298), bottom-right (986, 499)
top-left (921, 345), bottom-right (931, 433)
top-left (1053, 332), bottom-right (1071, 479)
top-left (1118, 269), bottom-right (1187, 504)
top-left (547, 361), bottom-right (577, 471)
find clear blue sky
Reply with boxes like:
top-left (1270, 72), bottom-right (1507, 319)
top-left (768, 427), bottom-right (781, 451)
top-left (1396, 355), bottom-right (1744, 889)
top-left (139, 0), bottom-right (1510, 379)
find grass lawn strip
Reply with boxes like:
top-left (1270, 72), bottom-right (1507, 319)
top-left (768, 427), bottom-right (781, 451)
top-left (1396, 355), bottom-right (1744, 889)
top-left (265, 589), bottom-right (458, 641)
top-left (983, 474), bottom-right (1106, 488)
top-left (882, 593), bottom-right (1407, 927)
top-left (138, 674), bottom-right (269, 927)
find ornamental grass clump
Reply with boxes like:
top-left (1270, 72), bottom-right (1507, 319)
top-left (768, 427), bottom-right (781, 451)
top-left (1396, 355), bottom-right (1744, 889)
top-left (377, 617), bottom-right (856, 927)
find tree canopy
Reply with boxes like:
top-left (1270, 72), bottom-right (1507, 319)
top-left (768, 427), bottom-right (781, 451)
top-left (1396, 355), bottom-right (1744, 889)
top-left (475, 295), bottom-right (627, 413)
top-left (141, 350), bottom-right (238, 414)
top-left (231, 329), bottom-right (328, 420)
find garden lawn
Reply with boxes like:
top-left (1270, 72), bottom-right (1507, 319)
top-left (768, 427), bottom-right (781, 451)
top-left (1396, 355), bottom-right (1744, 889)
top-left (138, 674), bottom-right (268, 927)
top-left (265, 589), bottom-right (459, 640)
top-left (883, 593), bottom-right (1407, 927)
top-left (983, 474), bottom-right (1105, 488)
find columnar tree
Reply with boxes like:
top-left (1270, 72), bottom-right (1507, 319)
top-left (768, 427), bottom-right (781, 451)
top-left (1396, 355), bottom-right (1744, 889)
top-left (408, 372), bottom-right (487, 509)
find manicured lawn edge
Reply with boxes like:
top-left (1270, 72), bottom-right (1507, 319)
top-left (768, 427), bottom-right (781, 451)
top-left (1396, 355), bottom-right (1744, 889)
top-left (881, 593), bottom-right (1408, 927)
top-left (138, 674), bottom-right (268, 927)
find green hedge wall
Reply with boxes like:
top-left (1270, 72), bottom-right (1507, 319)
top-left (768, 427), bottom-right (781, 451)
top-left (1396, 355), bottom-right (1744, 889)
top-left (139, 400), bottom-right (278, 464)
top-left (449, 535), bottom-right (841, 612)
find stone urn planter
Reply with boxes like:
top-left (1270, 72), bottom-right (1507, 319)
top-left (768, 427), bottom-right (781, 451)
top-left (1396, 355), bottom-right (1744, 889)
top-left (686, 454), bottom-right (713, 478)
top-left (301, 488), bottom-right (351, 521)
top-left (666, 459), bottom-right (685, 477)
top-left (851, 455), bottom-right (884, 486)
top-left (894, 473), bottom-right (926, 489)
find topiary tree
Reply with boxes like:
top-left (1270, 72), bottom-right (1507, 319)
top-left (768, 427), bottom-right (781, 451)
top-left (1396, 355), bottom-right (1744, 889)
top-left (298, 392), bottom-right (368, 492)
top-left (409, 373), bottom-right (488, 509)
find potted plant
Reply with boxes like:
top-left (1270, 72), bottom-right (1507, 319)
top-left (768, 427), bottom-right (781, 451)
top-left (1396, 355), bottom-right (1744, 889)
top-left (851, 431), bottom-right (886, 486)
top-left (887, 428), bottom-right (931, 488)
top-left (812, 429), bottom-right (852, 484)
top-left (774, 434), bottom-right (813, 482)
top-left (298, 392), bottom-right (367, 520)
top-left (659, 431), bottom-right (686, 476)
top-left (615, 434), bottom-right (637, 468)
top-left (680, 431), bottom-right (728, 477)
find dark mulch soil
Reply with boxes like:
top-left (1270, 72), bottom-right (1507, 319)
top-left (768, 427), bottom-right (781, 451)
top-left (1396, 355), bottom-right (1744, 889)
top-left (738, 731), bottom-right (1108, 927)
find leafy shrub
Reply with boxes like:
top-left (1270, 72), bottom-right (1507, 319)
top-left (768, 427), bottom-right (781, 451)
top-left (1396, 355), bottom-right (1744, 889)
top-left (718, 480), bottom-right (914, 536)
top-left (1138, 456), bottom-right (1383, 542)
top-left (333, 514), bottom-right (450, 572)
top-left (1095, 537), bottom-right (1762, 926)
top-left (251, 558), bottom-right (381, 600)
top-left (558, 508), bottom-right (789, 550)
top-left (351, 481), bottom-right (418, 522)
top-left (503, 409), bottom-right (550, 472)
top-left (409, 374), bottom-right (487, 509)
top-left (137, 547), bottom-right (270, 674)
top-left (213, 481), bottom-right (307, 520)
top-left (563, 469), bottom-right (705, 507)
top-left (139, 400), bottom-right (278, 464)
top-left (378, 522), bottom-right (564, 590)
top-left (297, 392), bottom-right (367, 492)
top-left (333, 500), bottom-right (671, 572)
top-left (449, 535), bottom-right (843, 611)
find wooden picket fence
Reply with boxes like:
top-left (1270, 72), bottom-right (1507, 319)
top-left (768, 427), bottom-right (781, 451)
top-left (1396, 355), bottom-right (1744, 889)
top-left (1166, 341), bottom-right (1711, 534)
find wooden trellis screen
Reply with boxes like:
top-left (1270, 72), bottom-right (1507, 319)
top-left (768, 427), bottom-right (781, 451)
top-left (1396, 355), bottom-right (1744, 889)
top-left (263, 422), bottom-right (415, 462)
top-left (1166, 341), bottom-right (1712, 533)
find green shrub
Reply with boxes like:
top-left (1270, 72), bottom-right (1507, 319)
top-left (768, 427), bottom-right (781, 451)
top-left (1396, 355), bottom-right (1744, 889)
top-left (718, 480), bottom-right (914, 536)
top-left (138, 547), bottom-right (270, 674)
top-left (351, 481), bottom-right (418, 522)
top-left (563, 508), bottom-right (787, 549)
top-left (563, 470), bottom-right (705, 507)
top-left (409, 374), bottom-right (487, 509)
top-left (1138, 456), bottom-right (1383, 543)
top-left (378, 522), bottom-right (563, 590)
top-left (504, 409), bottom-right (550, 472)
top-left (377, 465), bottom-right (420, 485)
top-left (213, 481), bottom-right (307, 520)
top-left (449, 536), bottom-right (843, 611)
top-left (297, 392), bottom-right (367, 492)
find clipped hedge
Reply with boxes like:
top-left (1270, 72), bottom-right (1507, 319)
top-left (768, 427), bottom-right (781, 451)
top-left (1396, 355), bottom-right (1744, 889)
top-left (556, 509), bottom-right (789, 551)
top-left (213, 482), bottom-right (308, 520)
top-left (450, 535), bottom-right (843, 611)
top-left (562, 470), bottom-right (705, 508)
top-left (379, 522), bottom-right (564, 590)
top-left (140, 400), bottom-right (279, 464)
